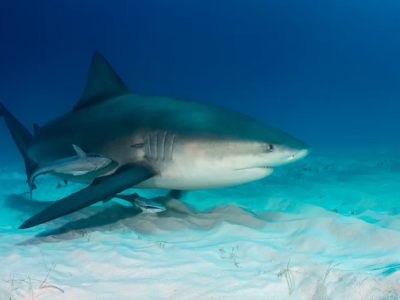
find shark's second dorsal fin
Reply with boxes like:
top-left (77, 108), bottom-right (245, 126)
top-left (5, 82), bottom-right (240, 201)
top-left (72, 144), bottom-right (86, 158)
top-left (73, 52), bottom-right (131, 110)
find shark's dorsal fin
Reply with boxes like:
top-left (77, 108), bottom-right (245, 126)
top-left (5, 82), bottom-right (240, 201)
top-left (73, 52), bottom-right (131, 110)
top-left (33, 123), bottom-right (39, 134)
top-left (72, 144), bottom-right (86, 158)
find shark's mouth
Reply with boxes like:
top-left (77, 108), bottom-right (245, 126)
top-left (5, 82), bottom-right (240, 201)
top-left (235, 166), bottom-right (273, 171)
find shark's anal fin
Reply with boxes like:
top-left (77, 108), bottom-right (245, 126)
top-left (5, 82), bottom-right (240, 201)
top-left (19, 165), bottom-right (155, 229)
top-left (73, 52), bottom-right (132, 111)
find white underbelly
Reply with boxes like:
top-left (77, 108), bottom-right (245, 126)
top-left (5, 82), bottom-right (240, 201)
top-left (134, 166), bottom-right (273, 190)
top-left (50, 161), bottom-right (273, 190)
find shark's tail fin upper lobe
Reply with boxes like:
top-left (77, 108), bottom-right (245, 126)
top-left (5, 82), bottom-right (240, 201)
top-left (0, 102), bottom-right (38, 181)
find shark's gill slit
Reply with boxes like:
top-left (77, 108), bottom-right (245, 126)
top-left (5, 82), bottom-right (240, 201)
top-left (149, 132), bottom-right (157, 160)
top-left (160, 131), bottom-right (167, 161)
top-left (148, 134), bottom-right (152, 158)
top-left (154, 131), bottom-right (158, 161)
top-left (144, 135), bottom-right (151, 158)
top-left (164, 132), bottom-right (172, 161)
top-left (170, 133), bottom-right (176, 161)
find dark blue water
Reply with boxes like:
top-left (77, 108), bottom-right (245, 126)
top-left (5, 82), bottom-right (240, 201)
top-left (1, 0), bottom-right (400, 164)
top-left (2, 3), bottom-right (400, 297)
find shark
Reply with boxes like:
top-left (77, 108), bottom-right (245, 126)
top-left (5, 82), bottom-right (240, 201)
top-left (0, 52), bottom-right (311, 230)
top-left (27, 144), bottom-right (117, 200)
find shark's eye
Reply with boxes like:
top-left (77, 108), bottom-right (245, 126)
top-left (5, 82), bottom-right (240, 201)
top-left (131, 143), bottom-right (145, 148)
top-left (266, 144), bottom-right (274, 152)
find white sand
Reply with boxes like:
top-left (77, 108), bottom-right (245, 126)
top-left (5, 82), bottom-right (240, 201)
top-left (1, 148), bottom-right (400, 299)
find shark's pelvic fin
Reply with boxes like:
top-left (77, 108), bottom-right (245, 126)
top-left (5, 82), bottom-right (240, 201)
top-left (167, 189), bottom-right (187, 199)
top-left (33, 123), bottom-right (40, 134)
top-left (0, 102), bottom-right (38, 181)
top-left (72, 144), bottom-right (86, 158)
top-left (19, 165), bottom-right (156, 229)
top-left (73, 52), bottom-right (132, 111)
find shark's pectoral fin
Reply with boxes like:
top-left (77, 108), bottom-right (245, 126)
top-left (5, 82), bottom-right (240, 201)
top-left (19, 165), bottom-right (155, 229)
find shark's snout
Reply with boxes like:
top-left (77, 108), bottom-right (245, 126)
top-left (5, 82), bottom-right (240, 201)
top-left (288, 148), bottom-right (311, 161)
top-left (261, 136), bottom-right (311, 167)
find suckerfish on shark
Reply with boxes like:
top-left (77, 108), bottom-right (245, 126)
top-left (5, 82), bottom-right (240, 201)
top-left (27, 144), bottom-right (117, 199)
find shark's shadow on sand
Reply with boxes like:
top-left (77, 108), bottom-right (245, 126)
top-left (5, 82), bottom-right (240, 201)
top-left (4, 194), bottom-right (263, 246)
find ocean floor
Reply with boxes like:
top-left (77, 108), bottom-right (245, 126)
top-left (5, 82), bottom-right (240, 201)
top-left (1, 147), bottom-right (400, 300)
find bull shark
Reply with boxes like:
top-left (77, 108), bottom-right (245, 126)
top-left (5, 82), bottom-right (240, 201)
top-left (27, 144), bottom-right (117, 200)
top-left (0, 52), bottom-right (311, 230)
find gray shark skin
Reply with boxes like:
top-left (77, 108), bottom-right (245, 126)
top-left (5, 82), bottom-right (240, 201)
top-left (28, 144), bottom-right (117, 200)
top-left (0, 52), bottom-right (310, 229)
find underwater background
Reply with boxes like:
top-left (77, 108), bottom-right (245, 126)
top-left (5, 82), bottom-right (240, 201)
top-left (1, 1), bottom-right (400, 299)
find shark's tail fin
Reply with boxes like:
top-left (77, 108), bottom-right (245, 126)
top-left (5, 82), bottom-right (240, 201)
top-left (0, 102), bottom-right (38, 181)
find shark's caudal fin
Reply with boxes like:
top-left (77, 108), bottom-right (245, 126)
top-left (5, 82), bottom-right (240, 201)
top-left (0, 102), bottom-right (38, 181)
top-left (73, 52), bottom-right (132, 111)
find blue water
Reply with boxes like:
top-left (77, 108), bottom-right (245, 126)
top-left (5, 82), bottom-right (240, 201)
top-left (2, 1), bottom-right (400, 160)
top-left (1, 1), bottom-right (400, 299)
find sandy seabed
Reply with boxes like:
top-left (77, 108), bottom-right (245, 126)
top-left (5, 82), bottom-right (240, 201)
top-left (1, 148), bottom-right (400, 300)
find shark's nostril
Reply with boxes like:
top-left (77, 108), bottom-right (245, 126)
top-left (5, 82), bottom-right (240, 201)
top-left (292, 149), bottom-right (311, 159)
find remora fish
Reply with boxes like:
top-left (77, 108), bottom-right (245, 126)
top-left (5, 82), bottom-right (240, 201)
top-left (104, 193), bottom-right (166, 213)
top-left (27, 144), bottom-right (117, 199)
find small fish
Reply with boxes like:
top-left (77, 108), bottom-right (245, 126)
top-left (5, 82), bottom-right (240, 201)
top-left (28, 144), bottom-right (114, 199)
top-left (104, 193), bottom-right (166, 213)
top-left (134, 196), bottom-right (167, 214)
